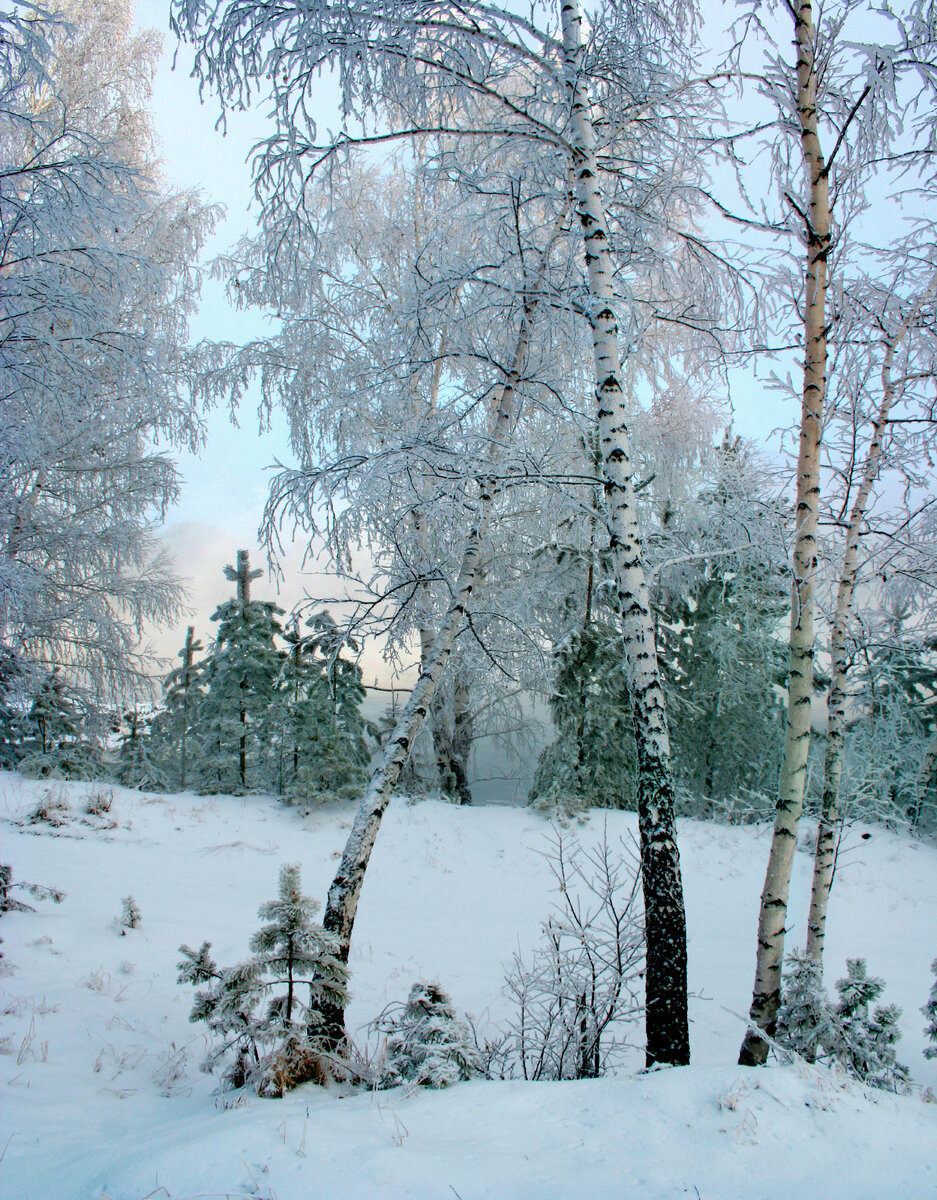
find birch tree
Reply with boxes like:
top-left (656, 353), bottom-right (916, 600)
top-left (173, 0), bottom-right (740, 1065)
top-left (805, 261), bottom-right (937, 963)
top-left (0, 0), bottom-right (217, 702)
top-left (731, 0), bottom-right (937, 1064)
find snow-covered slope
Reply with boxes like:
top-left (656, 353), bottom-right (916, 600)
top-left (1, 772), bottom-right (935, 1199)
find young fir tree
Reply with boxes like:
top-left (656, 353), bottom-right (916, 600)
top-left (178, 863), bottom-right (348, 1095)
top-left (18, 669), bottom-right (101, 780)
top-left (831, 958), bottom-right (909, 1092)
top-left (114, 707), bottom-right (162, 790)
top-left (530, 457), bottom-right (637, 817)
top-left (656, 441), bottom-right (788, 819)
top-left (0, 647), bottom-right (26, 770)
top-left (529, 621), bottom-right (637, 816)
top-left (775, 950), bottom-right (836, 1064)
top-left (198, 552), bottom-right (284, 794)
top-left (846, 613), bottom-right (937, 832)
top-left (148, 626), bottom-right (204, 792)
top-left (377, 981), bottom-right (482, 1089)
top-left (923, 959), bottom-right (937, 1059)
top-left (276, 613), bottom-right (370, 804)
top-left (775, 953), bottom-right (909, 1091)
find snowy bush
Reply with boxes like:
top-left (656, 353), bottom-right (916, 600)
top-left (375, 982), bottom-right (482, 1089)
top-left (775, 953), bottom-right (909, 1091)
top-left (923, 959), bottom-right (937, 1059)
top-left (496, 828), bottom-right (644, 1080)
top-left (178, 863), bottom-right (348, 1096)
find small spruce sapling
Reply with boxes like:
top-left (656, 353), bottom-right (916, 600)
top-left (923, 959), bottom-right (937, 1059)
top-left (1, 863), bottom-right (64, 961)
top-left (178, 864), bottom-right (349, 1096)
top-left (775, 950), bottom-right (834, 1063)
top-left (775, 953), bottom-right (909, 1091)
top-left (120, 895), bottom-right (141, 931)
top-left (831, 958), bottom-right (909, 1091)
top-left (376, 982), bottom-right (482, 1089)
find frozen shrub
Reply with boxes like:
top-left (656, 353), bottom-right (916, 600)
top-left (376, 982), bottom-right (481, 1089)
top-left (498, 828), bottom-right (644, 1080)
top-left (84, 790), bottom-right (113, 816)
top-left (27, 788), bottom-right (70, 827)
top-left (178, 863), bottom-right (348, 1096)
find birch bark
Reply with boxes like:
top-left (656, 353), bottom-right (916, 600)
top-left (740, 0), bottom-right (830, 1065)
top-left (559, 0), bottom-right (688, 1067)
top-left (807, 280), bottom-right (936, 961)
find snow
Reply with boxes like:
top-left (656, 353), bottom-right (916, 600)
top-left (1, 771), bottom-right (935, 1199)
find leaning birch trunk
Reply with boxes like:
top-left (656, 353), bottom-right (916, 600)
top-left (806, 282), bottom-right (935, 960)
top-left (560, 0), bottom-right (688, 1067)
top-left (318, 297), bottom-right (542, 1045)
top-left (739, 0), bottom-right (830, 1065)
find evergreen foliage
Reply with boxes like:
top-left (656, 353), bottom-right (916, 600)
top-left (529, 622), bottom-right (636, 816)
top-left (775, 953), bottom-right (909, 1091)
top-left (775, 950), bottom-right (837, 1064)
top-left (923, 959), bottom-right (937, 1059)
top-left (656, 442), bottom-right (787, 818)
top-left (148, 627), bottom-right (204, 792)
top-left (843, 613), bottom-right (937, 833)
top-left (0, 647), bottom-right (26, 770)
top-left (196, 553), bottom-right (284, 794)
top-left (17, 670), bottom-right (102, 780)
top-left (114, 709), bottom-right (162, 790)
top-left (0, 863), bottom-right (65, 914)
top-left (275, 613), bottom-right (370, 804)
top-left (831, 958), bottom-right (909, 1091)
top-left (376, 982), bottom-right (482, 1089)
top-left (178, 863), bottom-right (349, 1096)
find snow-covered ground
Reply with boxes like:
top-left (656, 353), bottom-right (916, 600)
top-left (1, 771), bottom-right (935, 1199)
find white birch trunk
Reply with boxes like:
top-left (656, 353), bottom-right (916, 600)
top-left (559, 0), bottom-right (688, 1067)
top-left (807, 279), bottom-right (935, 960)
top-left (740, 0), bottom-right (830, 1064)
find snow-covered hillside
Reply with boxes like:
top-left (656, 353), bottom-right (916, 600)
top-left (1, 772), bottom-right (935, 1199)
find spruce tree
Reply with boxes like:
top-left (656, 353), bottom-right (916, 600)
top-left (923, 959), bottom-right (937, 1059)
top-left (114, 707), bottom-right (162, 790)
top-left (178, 863), bottom-right (348, 1095)
top-left (656, 440), bottom-right (788, 818)
top-left (198, 552), bottom-right (284, 793)
top-left (529, 621), bottom-right (636, 816)
top-left (18, 669), bottom-right (101, 780)
top-left (276, 613), bottom-right (370, 803)
top-left (377, 981), bottom-right (482, 1089)
top-left (0, 647), bottom-right (26, 770)
top-left (149, 626), bottom-right (204, 792)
